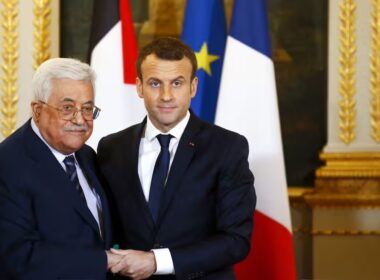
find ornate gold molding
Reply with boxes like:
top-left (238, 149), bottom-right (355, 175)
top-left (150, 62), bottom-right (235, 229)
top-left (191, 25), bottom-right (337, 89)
top-left (1, 0), bottom-right (19, 138)
top-left (312, 229), bottom-right (380, 236)
top-left (288, 187), bottom-right (314, 208)
top-left (316, 152), bottom-right (380, 178)
top-left (289, 184), bottom-right (380, 208)
top-left (305, 193), bottom-right (380, 208)
top-left (338, 0), bottom-right (357, 144)
top-left (294, 227), bottom-right (380, 236)
top-left (370, 0), bottom-right (380, 143)
top-left (33, 0), bottom-right (51, 69)
top-left (292, 227), bottom-right (312, 235)
top-left (314, 152), bottom-right (380, 207)
top-left (289, 189), bottom-right (380, 235)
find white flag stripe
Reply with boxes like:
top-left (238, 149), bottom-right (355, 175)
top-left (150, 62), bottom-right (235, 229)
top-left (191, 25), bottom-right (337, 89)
top-left (88, 22), bottom-right (145, 149)
top-left (215, 37), bottom-right (291, 230)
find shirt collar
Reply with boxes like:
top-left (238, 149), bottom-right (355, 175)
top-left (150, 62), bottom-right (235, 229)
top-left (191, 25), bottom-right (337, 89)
top-left (31, 118), bottom-right (76, 163)
top-left (145, 111), bottom-right (190, 142)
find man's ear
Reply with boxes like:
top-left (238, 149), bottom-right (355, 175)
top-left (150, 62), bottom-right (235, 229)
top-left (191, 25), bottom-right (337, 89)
top-left (190, 77), bottom-right (198, 98)
top-left (31, 101), bottom-right (42, 122)
top-left (136, 77), bottom-right (143, 98)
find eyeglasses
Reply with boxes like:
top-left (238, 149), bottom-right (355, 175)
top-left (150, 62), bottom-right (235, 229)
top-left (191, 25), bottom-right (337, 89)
top-left (39, 100), bottom-right (101, 121)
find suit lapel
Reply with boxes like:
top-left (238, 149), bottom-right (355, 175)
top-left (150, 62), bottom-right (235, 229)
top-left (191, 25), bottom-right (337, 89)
top-left (24, 121), bottom-right (101, 238)
top-left (156, 114), bottom-right (202, 225)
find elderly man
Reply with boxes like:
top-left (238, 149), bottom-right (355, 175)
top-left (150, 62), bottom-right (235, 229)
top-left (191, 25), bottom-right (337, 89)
top-left (0, 58), bottom-right (116, 279)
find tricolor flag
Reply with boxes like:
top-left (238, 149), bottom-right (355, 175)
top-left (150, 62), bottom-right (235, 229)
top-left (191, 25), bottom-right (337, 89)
top-left (181, 0), bottom-right (226, 123)
top-left (87, 0), bottom-right (145, 148)
top-left (215, 0), bottom-right (297, 279)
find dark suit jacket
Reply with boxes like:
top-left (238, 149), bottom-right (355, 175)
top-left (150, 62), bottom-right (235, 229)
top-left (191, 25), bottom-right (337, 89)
top-left (97, 113), bottom-right (256, 280)
top-left (0, 120), bottom-right (113, 280)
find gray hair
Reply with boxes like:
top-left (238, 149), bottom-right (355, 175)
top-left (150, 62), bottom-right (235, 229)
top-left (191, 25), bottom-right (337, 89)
top-left (32, 58), bottom-right (96, 102)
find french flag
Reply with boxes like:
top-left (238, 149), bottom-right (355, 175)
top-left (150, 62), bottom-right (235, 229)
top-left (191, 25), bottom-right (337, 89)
top-left (215, 0), bottom-right (297, 279)
top-left (87, 0), bottom-right (145, 148)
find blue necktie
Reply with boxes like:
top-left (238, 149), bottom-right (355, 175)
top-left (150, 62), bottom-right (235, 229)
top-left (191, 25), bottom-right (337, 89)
top-left (149, 134), bottom-right (172, 222)
top-left (63, 155), bottom-right (85, 199)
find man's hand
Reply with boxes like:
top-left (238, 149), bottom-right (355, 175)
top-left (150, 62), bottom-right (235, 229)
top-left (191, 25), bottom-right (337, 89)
top-left (106, 250), bottom-right (123, 270)
top-left (109, 248), bottom-right (156, 280)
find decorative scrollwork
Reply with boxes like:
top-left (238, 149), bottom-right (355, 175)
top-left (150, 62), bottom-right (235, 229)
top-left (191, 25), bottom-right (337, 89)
top-left (1, 0), bottom-right (19, 138)
top-left (370, 0), bottom-right (380, 143)
top-left (338, 0), bottom-right (357, 144)
top-left (33, 0), bottom-right (51, 69)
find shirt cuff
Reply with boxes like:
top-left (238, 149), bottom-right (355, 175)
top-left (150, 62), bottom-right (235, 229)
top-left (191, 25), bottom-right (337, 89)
top-left (152, 248), bottom-right (174, 274)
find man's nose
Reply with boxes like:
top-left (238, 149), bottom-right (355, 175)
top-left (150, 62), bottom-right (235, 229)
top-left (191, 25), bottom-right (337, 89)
top-left (160, 85), bottom-right (173, 101)
top-left (71, 109), bottom-right (85, 124)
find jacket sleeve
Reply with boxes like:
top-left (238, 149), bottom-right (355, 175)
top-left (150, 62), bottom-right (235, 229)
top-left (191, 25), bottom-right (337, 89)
top-left (170, 135), bottom-right (256, 279)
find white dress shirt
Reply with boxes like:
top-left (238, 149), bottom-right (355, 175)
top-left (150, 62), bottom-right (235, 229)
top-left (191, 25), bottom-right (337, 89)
top-left (138, 111), bottom-right (190, 275)
top-left (31, 119), bottom-right (102, 233)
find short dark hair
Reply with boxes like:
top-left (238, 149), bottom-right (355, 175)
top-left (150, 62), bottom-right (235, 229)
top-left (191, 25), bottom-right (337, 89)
top-left (136, 37), bottom-right (198, 80)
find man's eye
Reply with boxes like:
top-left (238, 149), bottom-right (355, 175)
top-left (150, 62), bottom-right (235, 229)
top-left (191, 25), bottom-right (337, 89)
top-left (82, 107), bottom-right (93, 114)
top-left (62, 105), bottom-right (74, 112)
top-left (173, 81), bottom-right (182, 87)
top-left (150, 81), bottom-right (160, 88)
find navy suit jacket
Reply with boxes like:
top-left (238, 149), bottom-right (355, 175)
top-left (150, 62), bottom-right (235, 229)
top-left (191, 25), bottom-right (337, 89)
top-left (0, 120), bottom-right (112, 280)
top-left (97, 113), bottom-right (256, 280)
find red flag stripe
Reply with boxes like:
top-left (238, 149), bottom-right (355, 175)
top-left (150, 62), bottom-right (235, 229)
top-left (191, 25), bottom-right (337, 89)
top-left (234, 211), bottom-right (296, 280)
top-left (120, 0), bottom-right (138, 84)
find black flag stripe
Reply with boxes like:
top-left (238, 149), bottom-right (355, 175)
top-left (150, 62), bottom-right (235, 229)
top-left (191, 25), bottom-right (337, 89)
top-left (88, 0), bottom-right (120, 62)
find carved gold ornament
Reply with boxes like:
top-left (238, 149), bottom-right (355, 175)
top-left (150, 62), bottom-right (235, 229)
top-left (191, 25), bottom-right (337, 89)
top-left (293, 227), bottom-right (380, 236)
top-left (33, 0), bottom-right (51, 69)
top-left (370, 0), bottom-right (380, 143)
top-left (1, 0), bottom-right (19, 138)
top-left (316, 152), bottom-right (380, 178)
top-left (293, 228), bottom-right (380, 236)
top-left (338, 0), bottom-right (357, 144)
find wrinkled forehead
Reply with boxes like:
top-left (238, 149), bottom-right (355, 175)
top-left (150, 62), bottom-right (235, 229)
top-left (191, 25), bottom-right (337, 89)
top-left (48, 79), bottom-right (95, 103)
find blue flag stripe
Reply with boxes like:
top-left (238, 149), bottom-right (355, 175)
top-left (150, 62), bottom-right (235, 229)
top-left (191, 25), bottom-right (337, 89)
top-left (230, 0), bottom-right (272, 58)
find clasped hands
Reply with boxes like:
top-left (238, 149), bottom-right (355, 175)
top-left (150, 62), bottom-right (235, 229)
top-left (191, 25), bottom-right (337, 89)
top-left (106, 248), bottom-right (156, 279)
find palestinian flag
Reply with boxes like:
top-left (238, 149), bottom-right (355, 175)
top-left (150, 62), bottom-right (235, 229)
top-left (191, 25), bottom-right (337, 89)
top-left (87, 0), bottom-right (145, 148)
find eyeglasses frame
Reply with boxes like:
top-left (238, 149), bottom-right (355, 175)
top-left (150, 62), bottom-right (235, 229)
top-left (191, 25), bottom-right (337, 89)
top-left (38, 100), bottom-right (101, 120)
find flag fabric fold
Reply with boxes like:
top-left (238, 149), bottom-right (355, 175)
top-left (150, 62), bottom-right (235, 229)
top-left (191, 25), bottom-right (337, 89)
top-left (87, 0), bottom-right (145, 149)
top-left (181, 0), bottom-right (226, 123)
top-left (215, 0), bottom-right (296, 279)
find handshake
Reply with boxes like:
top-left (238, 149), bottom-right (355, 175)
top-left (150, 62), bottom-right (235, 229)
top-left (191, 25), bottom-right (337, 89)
top-left (106, 249), bottom-right (157, 279)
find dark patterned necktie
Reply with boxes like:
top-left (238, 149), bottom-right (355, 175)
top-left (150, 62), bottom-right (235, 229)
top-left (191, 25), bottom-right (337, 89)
top-left (64, 155), bottom-right (104, 238)
top-left (63, 155), bottom-right (85, 199)
top-left (149, 134), bottom-right (172, 222)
